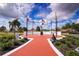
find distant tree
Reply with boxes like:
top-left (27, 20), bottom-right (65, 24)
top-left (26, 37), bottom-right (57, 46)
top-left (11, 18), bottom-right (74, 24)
top-left (71, 23), bottom-right (79, 31)
top-left (0, 26), bottom-right (6, 32)
top-left (71, 23), bottom-right (76, 29)
top-left (62, 22), bottom-right (79, 33)
top-left (36, 26), bottom-right (40, 31)
top-left (18, 27), bottom-right (24, 32)
top-left (23, 27), bottom-right (27, 31)
top-left (62, 23), bottom-right (71, 29)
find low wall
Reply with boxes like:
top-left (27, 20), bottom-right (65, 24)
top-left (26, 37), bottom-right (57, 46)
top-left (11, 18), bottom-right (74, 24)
top-left (23, 31), bottom-right (62, 36)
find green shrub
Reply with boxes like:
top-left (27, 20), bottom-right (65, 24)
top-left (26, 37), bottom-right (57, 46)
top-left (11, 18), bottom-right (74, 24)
top-left (54, 35), bottom-right (79, 56)
top-left (19, 39), bottom-right (26, 42)
top-left (0, 37), bottom-right (3, 42)
top-left (13, 41), bottom-right (20, 46)
top-left (71, 40), bottom-right (77, 45)
top-left (66, 41), bottom-right (74, 48)
top-left (76, 40), bottom-right (79, 46)
top-left (0, 33), bottom-right (29, 54)
top-left (0, 42), bottom-right (3, 47)
top-left (3, 34), bottom-right (15, 40)
top-left (16, 39), bottom-right (26, 44)
top-left (55, 41), bottom-right (62, 46)
top-left (60, 39), bottom-right (66, 44)
top-left (1, 41), bottom-right (14, 51)
top-left (65, 50), bottom-right (79, 56)
top-left (0, 34), bottom-right (15, 43)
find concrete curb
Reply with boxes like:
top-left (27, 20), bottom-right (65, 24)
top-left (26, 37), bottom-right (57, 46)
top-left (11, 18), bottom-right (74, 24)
top-left (2, 38), bottom-right (33, 56)
top-left (47, 38), bottom-right (64, 56)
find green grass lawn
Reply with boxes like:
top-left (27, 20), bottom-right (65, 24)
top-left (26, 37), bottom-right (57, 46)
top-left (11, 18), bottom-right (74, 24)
top-left (53, 35), bottom-right (79, 56)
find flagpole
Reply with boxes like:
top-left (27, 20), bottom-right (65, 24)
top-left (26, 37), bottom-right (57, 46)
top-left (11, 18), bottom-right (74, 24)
top-left (26, 17), bottom-right (28, 36)
top-left (53, 4), bottom-right (58, 37)
top-left (32, 20), bottom-right (34, 35)
top-left (51, 20), bottom-right (53, 34)
top-left (55, 11), bottom-right (58, 37)
top-left (51, 4), bottom-right (57, 42)
top-left (40, 18), bottom-right (44, 35)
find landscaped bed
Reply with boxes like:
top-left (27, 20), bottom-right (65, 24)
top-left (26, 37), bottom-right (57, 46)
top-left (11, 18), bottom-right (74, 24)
top-left (52, 35), bottom-right (79, 56)
top-left (0, 32), bottom-right (29, 55)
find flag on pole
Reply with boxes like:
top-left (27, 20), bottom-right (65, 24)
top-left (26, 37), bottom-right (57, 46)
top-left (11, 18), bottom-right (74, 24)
top-left (42, 19), bottom-right (45, 25)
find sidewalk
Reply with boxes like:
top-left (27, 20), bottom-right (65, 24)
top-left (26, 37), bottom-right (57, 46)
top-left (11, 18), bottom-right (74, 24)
top-left (8, 35), bottom-right (58, 56)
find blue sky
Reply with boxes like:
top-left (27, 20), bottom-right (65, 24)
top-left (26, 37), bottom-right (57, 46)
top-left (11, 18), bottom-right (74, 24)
top-left (29, 3), bottom-right (51, 20)
top-left (0, 3), bottom-right (79, 30)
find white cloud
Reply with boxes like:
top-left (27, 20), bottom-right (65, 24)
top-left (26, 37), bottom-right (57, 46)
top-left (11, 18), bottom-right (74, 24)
top-left (0, 3), bottom-right (7, 8)
top-left (35, 13), bottom-right (47, 18)
top-left (75, 19), bottom-right (79, 24)
top-left (0, 18), bottom-right (14, 30)
top-left (0, 3), bottom-right (35, 30)
top-left (0, 3), bottom-right (34, 18)
top-left (46, 4), bottom-right (69, 22)
top-left (46, 3), bottom-right (79, 23)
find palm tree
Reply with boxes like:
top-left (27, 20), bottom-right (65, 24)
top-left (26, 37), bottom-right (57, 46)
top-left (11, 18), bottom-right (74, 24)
top-left (9, 18), bottom-right (21, 41)
top-left (12, 18), bottom-right (20, 29)
top-left (9, 21), bottom-right (12, 32)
